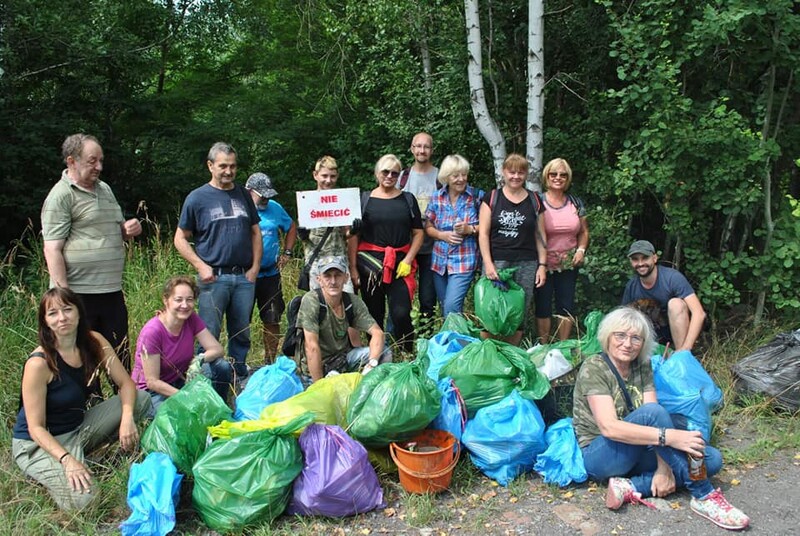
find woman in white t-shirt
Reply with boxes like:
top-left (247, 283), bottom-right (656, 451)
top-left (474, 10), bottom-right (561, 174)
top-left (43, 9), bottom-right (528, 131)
top-left (534, 158), bottom-right (589, 342)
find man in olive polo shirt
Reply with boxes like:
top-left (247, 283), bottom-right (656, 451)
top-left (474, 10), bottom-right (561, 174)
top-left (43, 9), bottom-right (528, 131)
top-left (41, 133), bottom-right (142, 370)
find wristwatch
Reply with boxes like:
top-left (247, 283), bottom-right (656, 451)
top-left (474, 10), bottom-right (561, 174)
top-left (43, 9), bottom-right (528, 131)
top-left (282, 249), bottom-right (293, 257)
top-left (368, 359), bottom-right (379, 367)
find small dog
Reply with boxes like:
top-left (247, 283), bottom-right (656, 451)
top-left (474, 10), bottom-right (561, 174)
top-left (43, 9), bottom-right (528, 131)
top-left (627, 298), bottom-right (668, 332)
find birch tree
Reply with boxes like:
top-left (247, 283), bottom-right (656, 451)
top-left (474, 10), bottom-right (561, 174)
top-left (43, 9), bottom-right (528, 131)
top-left (526, 0), bottom-right (545, 191)
top-left (464, 0), bottom-right (506, 186)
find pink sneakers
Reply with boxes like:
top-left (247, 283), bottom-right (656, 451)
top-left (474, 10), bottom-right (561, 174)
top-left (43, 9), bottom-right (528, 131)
top-left (690, 488), bottom-right (750, 530)
top-left (605, 477), bottom-right (656, 510)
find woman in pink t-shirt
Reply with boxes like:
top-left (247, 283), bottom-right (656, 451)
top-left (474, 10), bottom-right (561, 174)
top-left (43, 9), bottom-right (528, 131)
top-left (132, 276), bottom-right (232, 415)
top-left (534, 158), bottom-right (590, 341)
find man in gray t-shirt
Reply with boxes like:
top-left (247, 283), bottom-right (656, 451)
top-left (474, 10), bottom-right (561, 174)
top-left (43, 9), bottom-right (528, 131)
top-left (397, 132), bottom-right (440, 320)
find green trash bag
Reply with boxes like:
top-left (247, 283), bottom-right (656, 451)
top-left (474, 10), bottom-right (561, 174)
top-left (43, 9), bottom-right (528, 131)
top-left (346, 362), bottom-right (441, 447)
top-left (473, 268), bottom-right (526, 336)
top-left (441, 313), bottom-right (483, 338)
top-left (140, 376), bottom-right (232, 475)
top-left (192, 413), bottom-right (313, 532)
top-left (440, 339), bottom-right (550, 417)
top-left (529, 310), bottom-right (605, 367)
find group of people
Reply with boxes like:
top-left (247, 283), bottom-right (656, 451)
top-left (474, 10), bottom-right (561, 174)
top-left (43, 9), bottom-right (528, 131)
top-left (11, 132), bottom-right (747, 533)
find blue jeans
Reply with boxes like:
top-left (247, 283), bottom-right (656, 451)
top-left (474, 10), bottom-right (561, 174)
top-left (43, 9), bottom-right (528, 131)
top-left (433, 270), bottom-right (475, 317)
top-left (147, 357), bottom-right (233, 417)
top-left (300, 344), bottom-right (393, 389)
top-left (197, 274), bottom-right (255, 377)
top-left (581, 403), bottom-right (721, 499)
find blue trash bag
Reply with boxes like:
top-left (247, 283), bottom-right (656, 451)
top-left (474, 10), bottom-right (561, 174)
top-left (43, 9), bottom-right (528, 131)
top-left (428, 377), bottom-right (468, 446)
top-left (651, 350), bottom-right (723, 411)
top-left (462, 390), bottom-right (547, 486)
top-left (657, 390), bottom-right (713, 442)
top-left (287, 424), bottom-right (385, 517)
top-left (234, 356), bottom-right (303, 421)
top-left (533, 418), bottom-right (587, 487)
top-left (425, 331), bottom-right (478, 381)
top-left (120, 452), bottom-right (183, 536)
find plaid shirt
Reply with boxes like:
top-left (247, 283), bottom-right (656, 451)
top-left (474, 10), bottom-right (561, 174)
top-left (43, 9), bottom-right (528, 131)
top-left (425, 185), bottom-right (485, 275)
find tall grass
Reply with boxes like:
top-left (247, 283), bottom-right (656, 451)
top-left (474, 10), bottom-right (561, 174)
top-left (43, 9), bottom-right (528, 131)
top-left (0, 226), bottom-right (797, 534)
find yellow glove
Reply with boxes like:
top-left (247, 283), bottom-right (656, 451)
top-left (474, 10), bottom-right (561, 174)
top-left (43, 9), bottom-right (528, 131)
top-left (396, 261), bottom-right (411, 278)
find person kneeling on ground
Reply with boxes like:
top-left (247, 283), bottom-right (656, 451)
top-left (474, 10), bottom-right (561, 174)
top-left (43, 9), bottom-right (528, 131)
top-left (295, 256), bottom-right (391, 386)
top-left (132, 276), bottom-right (233, 415)
top-left (572, 306), bottom-right (749, 531)
top-left (12, 288), bottom-right (151, 511)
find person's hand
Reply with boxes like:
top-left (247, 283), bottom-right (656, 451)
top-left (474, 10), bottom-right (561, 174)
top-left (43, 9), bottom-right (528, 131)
top-left (297, 227), bottom-right (310, 241)
top-left (351, 271), bottom-right (360, 290)
top-left (63, 455), bottom-right (93, 493)
top-left (278, 253), bottom-right (290, 270)
top-left (186, 353), bottom-right (205, 382)
top-left (572, 249), bottom-right (586, 267)
top-left (651, 467), bottom-right (676, 497)
top-left (666, 428), bottom-right (706, 458)
top-left (453, 220), bottom-right (470, 236)
top-left (443, 231), bottom-right (463, 245)
top-left (396, 261), bottom-right (411, 278)
top-left (198, 263), bottom-right (216, 283)
top-left (246, 266), bottom-right (259, 283)
top-left (350, 218), bottom-right (362, 236)
top-left (535, 265), bottom-right (547, 288)
top-left (118, 414), bottom-right (139, 451)
top-left (121, 218), bottom-right (142, 240)
top-left (484, 262), bottom-right (499, 281)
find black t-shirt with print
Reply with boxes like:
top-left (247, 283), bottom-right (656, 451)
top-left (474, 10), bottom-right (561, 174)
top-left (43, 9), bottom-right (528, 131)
top-left (482, 188), bottom-right (539, 261)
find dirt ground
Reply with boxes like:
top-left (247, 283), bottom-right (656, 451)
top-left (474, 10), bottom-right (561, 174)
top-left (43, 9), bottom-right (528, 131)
top-left (167, 418), bottom-right (799, 536)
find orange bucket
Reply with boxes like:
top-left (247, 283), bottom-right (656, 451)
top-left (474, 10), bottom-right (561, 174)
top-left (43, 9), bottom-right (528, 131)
top-left (389, 430), bottom-right (460, 494)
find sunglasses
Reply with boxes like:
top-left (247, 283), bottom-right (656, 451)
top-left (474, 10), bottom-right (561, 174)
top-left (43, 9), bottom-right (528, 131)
top-left (548, 172), bottom-right (569, 178)
top-left (380, 169), bottom-right (400, 179)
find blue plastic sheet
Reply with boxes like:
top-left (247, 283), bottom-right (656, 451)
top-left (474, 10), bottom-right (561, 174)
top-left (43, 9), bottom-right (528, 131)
top-left (424, 331), bottom-right (478, 381)
top-left (651, 350), bottom-right (723, 411)
top-left (234, 356), bottom-right (303, 421)
top-left (120, 452), bottom-right (183, 536)
top-left (462, 390), bottom-right (546, 486)
top-left (428, 377), bottom-right (467, 446)
top-left (533, 418), bottom-right (587, 487)
top-left (287, 424), bottom-right (385, 517)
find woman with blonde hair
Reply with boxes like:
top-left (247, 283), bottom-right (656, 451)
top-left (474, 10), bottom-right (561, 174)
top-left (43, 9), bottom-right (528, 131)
top-left (425, 154), bottom-right (484, 316)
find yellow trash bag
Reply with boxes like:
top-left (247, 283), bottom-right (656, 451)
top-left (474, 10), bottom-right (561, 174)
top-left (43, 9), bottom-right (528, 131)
top-left (208, 373), bottom-right (362, 440)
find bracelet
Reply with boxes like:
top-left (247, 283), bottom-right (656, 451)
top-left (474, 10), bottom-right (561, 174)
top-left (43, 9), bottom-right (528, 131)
top-left (658, 427), bottom-right (666, 447)
top-left (576, 247), bottom-right (586, 253)
top-left (538, 262), bottom-right (547, 268)
top-left (282, 249), bottom-right (293, 257)
top-left (59, 452), bottom-right (70, 464)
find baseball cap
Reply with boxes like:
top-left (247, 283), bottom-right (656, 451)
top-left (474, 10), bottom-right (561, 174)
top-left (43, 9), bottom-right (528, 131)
top-left (317, 256), bottom-right (348, 274)
top-left (245, 172), bottom-right (278, 199)
top-left (628, 240), bottom-right (656, 257)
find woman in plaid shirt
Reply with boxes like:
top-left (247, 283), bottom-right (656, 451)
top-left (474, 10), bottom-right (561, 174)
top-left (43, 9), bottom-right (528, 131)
top-left (425, 155), bottom-right (485, 316)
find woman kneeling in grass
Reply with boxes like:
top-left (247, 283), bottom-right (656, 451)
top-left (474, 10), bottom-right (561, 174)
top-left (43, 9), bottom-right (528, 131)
top-left (12, 288), bottom-right (151, 511)
top-left (573, 306), bottom-right (749, 531)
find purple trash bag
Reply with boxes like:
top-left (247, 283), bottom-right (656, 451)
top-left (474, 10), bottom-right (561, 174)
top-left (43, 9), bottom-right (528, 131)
top-left (287, 424), bottom-right (385, 517)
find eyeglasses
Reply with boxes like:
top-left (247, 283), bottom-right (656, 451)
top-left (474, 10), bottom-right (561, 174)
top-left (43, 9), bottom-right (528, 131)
top-left (548, 172), bottom-right (569, 179)
top-left (380, 169), bottom-right (400, 179)
top-left (612, 332), bottom-right (644, 346)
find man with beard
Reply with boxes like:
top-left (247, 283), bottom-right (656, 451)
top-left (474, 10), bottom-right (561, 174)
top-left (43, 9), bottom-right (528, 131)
top-left (397, 132), bottom-right (439, 321)
top-left (41, 134), bottom-right (142, 373)
top-left (174, 142), bottom-right (262, 387)
top-left (622, 240), bottom-right (706, 351)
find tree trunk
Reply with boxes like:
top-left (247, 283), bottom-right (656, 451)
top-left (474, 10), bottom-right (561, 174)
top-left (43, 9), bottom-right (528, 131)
top-left (464, 0), bottom-right (506, 186)
top-left (526, 0), bottom-right (545, 191)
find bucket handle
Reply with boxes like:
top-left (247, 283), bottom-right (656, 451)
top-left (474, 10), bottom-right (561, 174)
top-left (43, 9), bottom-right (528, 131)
top-left (389, 440), bottom-right (461, 480)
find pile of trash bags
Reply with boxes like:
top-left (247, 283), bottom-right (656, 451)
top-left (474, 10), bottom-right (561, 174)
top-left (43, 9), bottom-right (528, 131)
top-left (129, 309), bottom-right (729, 533)
top-left (732, 329), bottom-right (800, 411)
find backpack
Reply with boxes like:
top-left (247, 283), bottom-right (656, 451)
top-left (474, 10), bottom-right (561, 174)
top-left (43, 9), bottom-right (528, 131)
top-left (488, 188), bottom-right (546, 248)
top-left (360, 190), bottom-right (416, 220)
top-left (534, 191), bottom-right (586, 215)
top-left (281, 289), bottom-right (355, 358)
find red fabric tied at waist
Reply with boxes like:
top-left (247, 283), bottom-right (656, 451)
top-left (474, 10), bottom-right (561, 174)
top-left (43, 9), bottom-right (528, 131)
top-left (357, 241), bottom-right (417, 301)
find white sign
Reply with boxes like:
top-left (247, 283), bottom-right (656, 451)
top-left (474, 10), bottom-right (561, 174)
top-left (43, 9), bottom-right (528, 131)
top-left (296, 187), bottom-right (362, 229)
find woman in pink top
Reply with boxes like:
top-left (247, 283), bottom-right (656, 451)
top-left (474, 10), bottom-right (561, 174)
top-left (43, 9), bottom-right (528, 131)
top-left (534, 158), bottom-right (590, 341)
top-left (132, 276), bottom-right (232, 415)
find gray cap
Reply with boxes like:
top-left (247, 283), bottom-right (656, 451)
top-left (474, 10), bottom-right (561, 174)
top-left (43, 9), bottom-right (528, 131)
top-left (628, 239), bottom-right (656, 257)
top-left (317, 255), bottom-right (348, 274)
top-left (245, 172), bottom-right (278, 199)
